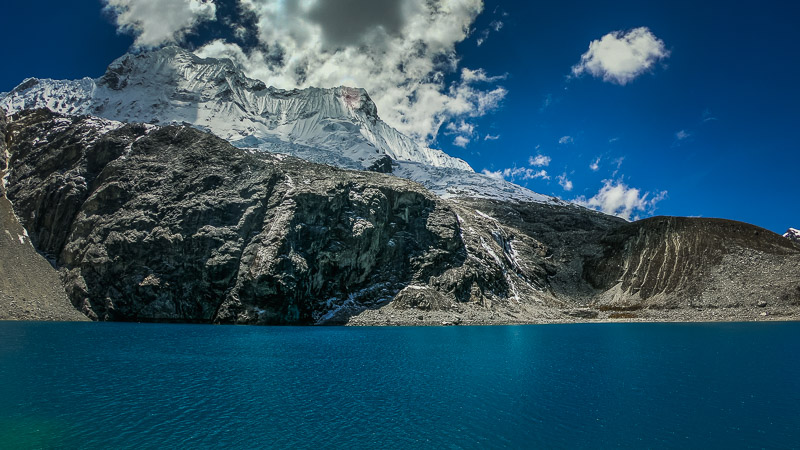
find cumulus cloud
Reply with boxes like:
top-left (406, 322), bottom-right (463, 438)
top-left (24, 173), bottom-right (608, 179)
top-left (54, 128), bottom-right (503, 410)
top-left (481, 167), bottom-right (549, 182)
top-left (574, 179), bottom-right (667, 220)
top-left (453, 136), bottom-right (470, 148)
top-left (528, 169), bottom-right (550, 180)
top-left (571, 27), bottom-right (669, 85)
top-left (445, 120), bottom-right (475, 135)
top-left (190, 0), bottom-right (505, 145)
top-left (557, 172), bottom-right (573, 191)
top-left (304, 0), bottom-right (405, 47)
top-left (446, 119), bottom-right (479, 148)
top-left (103, 0), bottom-right (217, 47)
top-left (529, 154), bottom-right (551, 167)
top-left (480, 169), bottom-right (505, 181)
top-left (589, 157), bottom-right (600, 171)
top-left (484, 134), bottom-right (500, 141)
top-left (558, 135), bottom-right (574, 145)
top-left (480, 152), bottom-right (552, 183)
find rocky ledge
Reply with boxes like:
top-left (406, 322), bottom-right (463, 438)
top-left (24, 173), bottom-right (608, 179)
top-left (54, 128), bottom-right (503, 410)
top-left (2, 109), bottom-right (799, 324)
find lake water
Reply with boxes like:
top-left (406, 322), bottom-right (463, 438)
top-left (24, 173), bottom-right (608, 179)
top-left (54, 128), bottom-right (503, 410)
top-left (1, 322), bottom-right (798, 448)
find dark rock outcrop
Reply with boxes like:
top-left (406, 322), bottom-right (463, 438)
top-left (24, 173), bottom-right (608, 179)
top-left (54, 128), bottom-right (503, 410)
top-left (3, 110), bottom-right (503, 324)
top-left (3, 109), bottom-right (799, 324)
top-left (785, 228), bottom-right (800, 245)
top-left (366, 155), bottom-right (393, 174)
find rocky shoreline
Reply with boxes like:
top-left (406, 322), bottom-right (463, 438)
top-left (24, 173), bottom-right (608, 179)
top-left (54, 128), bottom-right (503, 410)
top-left (345, 304), bottom-right (800, 326)
top-left (3, 306), bottom-right (797, 325)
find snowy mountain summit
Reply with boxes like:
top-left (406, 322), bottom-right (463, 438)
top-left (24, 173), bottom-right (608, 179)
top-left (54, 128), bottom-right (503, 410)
top-left (785, 228), bottom-right (800, 244)
top-left (1, 46), bottom-right (558, 204)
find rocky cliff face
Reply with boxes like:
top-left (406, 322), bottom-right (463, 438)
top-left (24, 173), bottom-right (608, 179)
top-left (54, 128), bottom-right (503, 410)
top-left (3, 109), bottom-right (526, 323)
top-left (2, 47), bottom-right (468, 170)
top-left (3, 109), bottom-right (799, 324)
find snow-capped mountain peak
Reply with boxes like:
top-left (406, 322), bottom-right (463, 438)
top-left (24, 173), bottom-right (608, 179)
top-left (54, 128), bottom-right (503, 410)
top-left (1, 46), bottom-right (469, 171)
top-left (784, 228), bottom-right (800, 244)
top-left (1, 46), bottom-right (562, 205)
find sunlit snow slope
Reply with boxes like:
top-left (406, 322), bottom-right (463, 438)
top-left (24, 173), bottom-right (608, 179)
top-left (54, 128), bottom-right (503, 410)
top-left (0, 46), bottom-right (559, 204)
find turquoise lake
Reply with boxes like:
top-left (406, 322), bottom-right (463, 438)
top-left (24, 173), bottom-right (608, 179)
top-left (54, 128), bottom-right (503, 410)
top-left (1, 321), bottom-right (798, 448)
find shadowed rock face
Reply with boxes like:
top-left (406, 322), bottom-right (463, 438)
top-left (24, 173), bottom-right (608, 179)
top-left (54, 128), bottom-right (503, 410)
top-left (3, 109), bottom-right (799, 324)
top-left (3, 109), bottom-right (483, 323)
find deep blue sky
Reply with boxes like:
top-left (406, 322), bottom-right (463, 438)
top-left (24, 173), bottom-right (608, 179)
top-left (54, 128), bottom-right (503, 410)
top-left (1, 0), bottom-right (797, 233)
top-left (451, 0), bottom-right (799, 233)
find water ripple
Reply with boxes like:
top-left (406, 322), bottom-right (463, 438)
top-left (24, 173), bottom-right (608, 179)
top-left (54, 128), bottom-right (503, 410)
top-left (0, 322), bottom-right (798, 448)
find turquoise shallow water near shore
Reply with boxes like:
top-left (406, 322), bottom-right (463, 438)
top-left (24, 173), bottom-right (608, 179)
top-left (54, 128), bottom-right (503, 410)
top-left (1, 322), bottom-right (798, 448)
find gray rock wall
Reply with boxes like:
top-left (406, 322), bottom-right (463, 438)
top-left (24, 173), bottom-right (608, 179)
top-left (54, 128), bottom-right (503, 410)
top-left (4, 110), bottom-right (499, 323)
top-left (3, 109), bottom-right (799, 325)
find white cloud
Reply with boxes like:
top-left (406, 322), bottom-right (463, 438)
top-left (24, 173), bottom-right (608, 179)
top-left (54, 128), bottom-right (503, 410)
top-left (611, 157), bottom-right (625, 177)
top-left (557, 173), bottom-right (573, 191)
top-left (476, 29), bottom-right (490, 46)
top-left (193, 0), bottom-right (505, 145)
top-left (476, 12), bottom-right (504, 46)
top-left (571, 27), bottom-right (669, 85)
top-left (574, 179), bottom-right (667, 220)
top-left (676, 130), bottom-right (690, 140)
top-left (558, 135), bottom-right (574, 145)
top-left (526, 169), bottom-right (550, 180)
top-left (445, 120), bottom-right (475, 136)
top-left (484, 134), bottom-right (500, 141)
top-left (103, 0), bottom-right (217, 47)
top-left (453, 136), bottom-right (470, 147)
top-left (529, 154), bottom-right (551, 167)
top-left (460, 68), bottom-right (507, 84)
top-left (481, 167), bottom-right (549, 182)
top-left (590, 157), bottom-right (600, 171)
top-left (446, 118), bottom-right (478, 148)
top-left (481, 169), bottom-right (505, 181)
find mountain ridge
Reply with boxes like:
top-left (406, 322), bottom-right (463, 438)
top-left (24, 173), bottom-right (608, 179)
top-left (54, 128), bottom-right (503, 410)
top-left (2, 108), bottom-right (798, 324)
top-left (1, 46), bottom-right (562, 206)
top-left (785, 228), bottom-right (800, 244)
